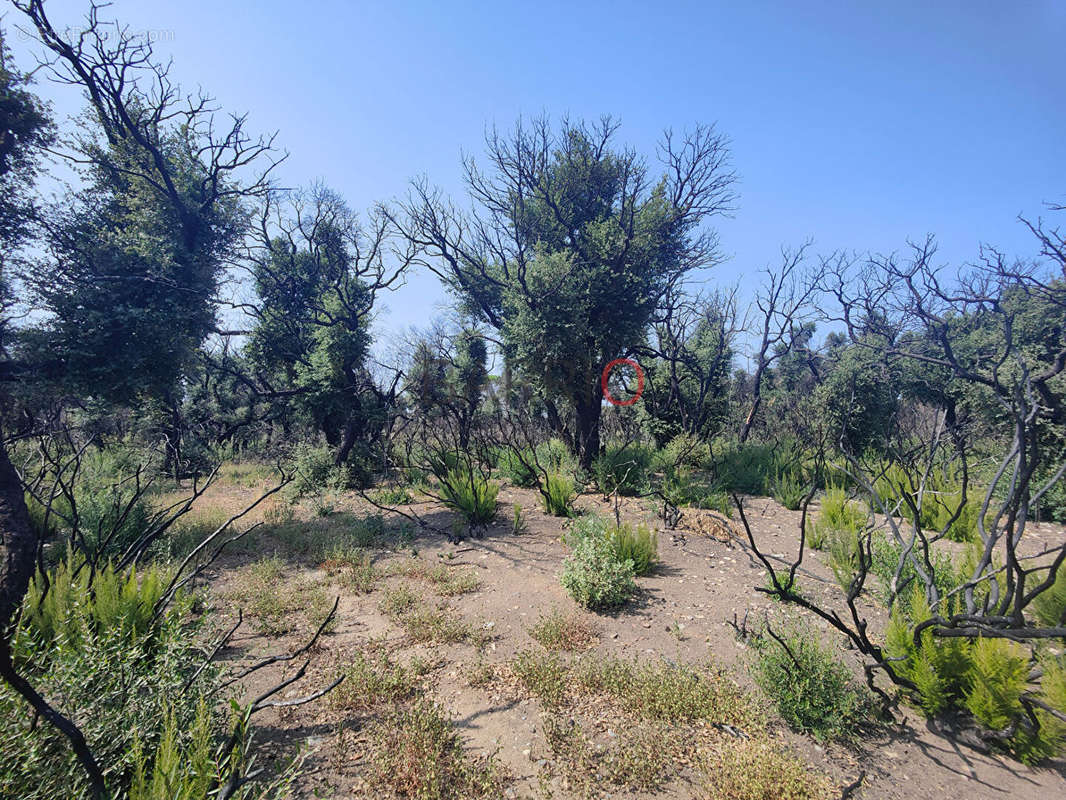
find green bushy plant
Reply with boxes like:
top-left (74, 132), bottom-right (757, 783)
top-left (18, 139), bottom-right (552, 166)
top-left (1033, 563), bottom-right (1066, 627)
top-left (0, 556), bottom-right (282, 799)
top-left (607, 522), bottom-right (658, 576)
top-left (653, 433), bottom-right (711, 472)
top-left (807, 486), bottom-right (867, 550)
top-left (712, 442), bottom-right (777, 495)
top-left (593, 441), bottom-right (653, 496)
top-left (438, 468), bottom-right (499, 526)
top-left (561, 532), bottom-right (637, 610)
top-left (287, 442), bottom-right (348, 498)
top-left (542, 471), bottom-right (576, 516)
top-left (749, 622), bottom-right (875, 742)
top-left (772, 467), bottom-right (807, 511)
top-left (498, 446), bottom-right (539, 487)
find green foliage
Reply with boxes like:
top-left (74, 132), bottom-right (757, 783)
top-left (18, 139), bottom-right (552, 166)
top-left (806, 486), bottom-right (867, 550)
top-left (541, 470), bottom-right (577, 516)
top-left (593, 441), bottom-right (653, 496)
top-left (497, 446), bottom-right (539, 487)
top-left (712, 442), bottom-right (790, 496)
top-left (369, 484), bottom-right (413, 505)
top-left (20, 556), bottom-right (167, 654)
top-left (884, 587), bottom-right (973, 716)
top-left (749, 623), bottom-right (875, 742)
top-left (438, 467), bottom-right (499, 526)
top-left (560, 530), bottom-right (637, 610)
top-left (1033, 563), bottom-right (1066, 627)
top-left (965, 638), bottom-right (1029, 732)
top-left (772, 467), bottom-right (807, 510)
top-left (0, 556), bottom-right (279, 799)
top-left (607, 521), bottom-right (658, 576)
top-left (653, 433), bottom-right (712, 472)
top-left (869, 534), bottom-right (959, 607)
top-left (287, 442), bottom-right (349, 498)
top-left (873, 463), bottom-right (982, 542)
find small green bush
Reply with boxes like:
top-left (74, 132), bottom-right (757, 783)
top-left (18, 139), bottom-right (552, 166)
top-left (749, 622), bottom-right (875, 742)
top-left (713, 442), bottom-right (777, 495)
top-left (542, 471), bottom-right (576, 516)
top-left (1033, 563), bottom-right (1066, 627)
top-left (497, 447), bottom-right (539, 488)
top-left (287, 442), bottom-right (348, 498)
top-left (438, 468), bottom-right (499, 527)
top-left (772, 468), bottom-right (807, 511)
top-left (561, 533), bottom-right (637, 610)
top-left (593, 441), bottom-right (652, 496)
top-left (607, 522), bottom-right (658, 576)
top-left (654, 433), bottom-right (711, 472)
top-left (370, 484), bottom-right (413, 505)
top-left (807, 486), bottom-right (867, 550)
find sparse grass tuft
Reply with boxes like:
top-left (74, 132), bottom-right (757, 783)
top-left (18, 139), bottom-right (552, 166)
top-left (698, 737), bottom-right (834, 800)
top-left (320, 545), bottom-right (378, 593)
top-left (331, 651), bottom-right (421, 712)
top-left (528, 609), bottom-right (599, 651)
top-left (426, 564), bottom-right (481, 596)
top-left (543, 716), bottom-right (684, 793)
top-left (575, 656), bottom-right (760, 729)
top-left (224, 556), bottom-right (333, 635)
top-left (365, 700), bottom-right (508, 800)
top-left (512, 649), bottom-right (569, 706)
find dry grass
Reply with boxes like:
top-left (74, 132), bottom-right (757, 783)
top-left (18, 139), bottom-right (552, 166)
top-left (363, 701), bottom-right (509, 800)
top-left (528, 608), bottom-right (599, 651)
top-left (223, 556), bottom-right (334, 635)
top-left (698, 737), bottom-right (834, 800)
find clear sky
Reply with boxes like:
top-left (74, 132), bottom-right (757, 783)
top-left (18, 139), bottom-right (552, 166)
top-left (7, 0), bottom-right (1066, 349)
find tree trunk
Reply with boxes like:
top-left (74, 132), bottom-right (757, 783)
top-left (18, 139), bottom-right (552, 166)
top-left (0, 438), bottom-right (34, 635)
top-left (574, 390), bottom-right (602, 471)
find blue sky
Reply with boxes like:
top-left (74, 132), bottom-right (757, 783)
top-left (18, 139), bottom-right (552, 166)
top-left (8, 0), bottom-right (1066, 351)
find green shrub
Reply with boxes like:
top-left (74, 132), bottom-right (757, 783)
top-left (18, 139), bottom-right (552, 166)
top-left (536, 437), bottom-right (574, 471)
top-left (749, 622), bottom-right (875, 742)
top-left (881, 587), bottom-right (1066, 762)
top-left (497, 446), bottom-right (538, 487)
top-left (713, 442), bottom-right (777, 495)
top-left (287, 442), bottom-right (348, 498)
top-left (438, 468), bottom-right (499, 527)
top-left (869, 534), bottom-right (958, 607)
top-left (873, 463), bottom-right (981, 542)
top-left (370, 484), bottom-right (413, 505)
top-left (654, 433), bottom-right (711, 472)
top-left (0, 557), bottom-right (281, 799)
top-left (807, 486), bottom-right (867, 550)
top-left (593, 441), bottom-right (652, 496)
top-left (561, 533), bottom-right (637, 610)
top-left (607, 522), bottom-right (658, 576)
top-left (542, 471), bottom-right (576, 516)
top-left (772, 468), bottom-right (807, 511)
top-left (1033, 563), bottom-right (1066, 627)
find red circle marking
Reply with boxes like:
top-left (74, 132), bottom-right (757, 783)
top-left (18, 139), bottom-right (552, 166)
top-left (601, 358), bottom-right (645, 406)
